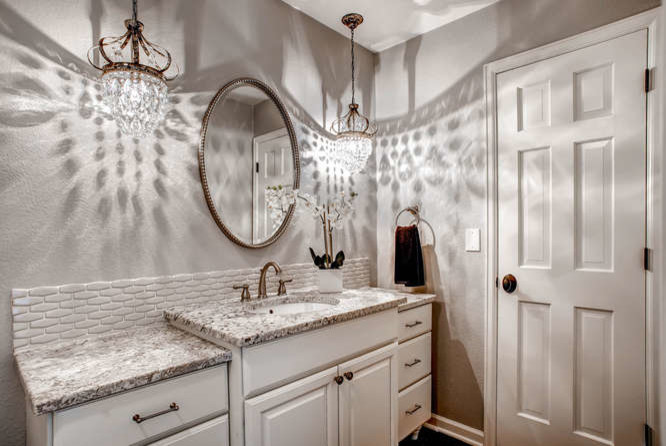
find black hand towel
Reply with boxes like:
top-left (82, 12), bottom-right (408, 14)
top-left (394, 225), bottom-right (425, 287)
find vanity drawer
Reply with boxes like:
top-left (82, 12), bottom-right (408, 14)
top-left (398, 375), bottom-right (432, 441)
top-left (398, 332), bottom-right (431, 390)
top-left (398, 304), bottom-right (432, 342)
top-left (53, 365), bottom-right (228, 446)
top-left (149, 415), bottom-right (229, 446)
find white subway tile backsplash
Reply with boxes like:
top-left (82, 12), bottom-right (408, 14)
top-left (28, 286), bottom-right (59, 297)
top-left (86, 282), bottom-right (110, 291)
top-left (11, 258), bottom-right (370, 350)
top-left (45, 294), bottom-right (73, 303)
top-left (30, 319), bottom-right (58, 329)
top-left (59, 284), bottom-right (85, 293)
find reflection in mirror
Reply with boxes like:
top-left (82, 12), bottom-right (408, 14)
top-left (200, 79), bottom-right (299, 248)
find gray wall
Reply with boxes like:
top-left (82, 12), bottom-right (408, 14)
top-left (374, 0), bottom-right (660, 430)
top-left (0, 0), bottom-right (375, 443)
top-left (254, 99), bottom-right (285, 136)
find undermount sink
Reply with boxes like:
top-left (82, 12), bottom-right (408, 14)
top-left (249, 297), bottom-right (338, 315)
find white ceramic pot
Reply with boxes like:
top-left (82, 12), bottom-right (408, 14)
top-left (318, 269), bottom-right (343, 293)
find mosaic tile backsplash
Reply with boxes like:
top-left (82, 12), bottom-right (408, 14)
top-left (11, 257), bottom-right (370, 350)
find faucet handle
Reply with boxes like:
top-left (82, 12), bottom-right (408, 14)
top-left (277, 278), bottom-right (293, 296)
top-left (233, 284), bottom-right (251, 301)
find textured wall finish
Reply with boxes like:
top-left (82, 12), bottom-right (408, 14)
top-left (12, 258), bottom-right (370, 349)
top-left (374, 0), bottom-right (660, 431)
top-left (0, 1), bottom-right (375, 443)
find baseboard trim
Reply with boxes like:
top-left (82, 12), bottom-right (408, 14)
top-left (424, 414), bottom-right (484, 446)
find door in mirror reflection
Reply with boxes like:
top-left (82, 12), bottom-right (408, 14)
top-left (253, 128), bottom-right (292, 243)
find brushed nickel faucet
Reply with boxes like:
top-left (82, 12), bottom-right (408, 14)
top-left (258, 261), bottom-right (281, 299)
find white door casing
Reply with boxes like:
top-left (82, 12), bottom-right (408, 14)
top-left (496, 29), bottom-right (647, 446)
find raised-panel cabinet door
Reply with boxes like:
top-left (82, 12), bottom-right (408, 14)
top-left (338, 343), bottom-right (398, 446)
top-left (244, 366), bottom-right (339, 446)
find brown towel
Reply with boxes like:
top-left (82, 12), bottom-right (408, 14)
top-left (394, 225), bottom-right (425, 287)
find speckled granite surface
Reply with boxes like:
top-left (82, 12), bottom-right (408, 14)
top-left (394, 291), bottom-right (436, 312)
top-left (165, 288), bottom-right (409, 347)
top-left (15, 324), bottom-right (231, 415)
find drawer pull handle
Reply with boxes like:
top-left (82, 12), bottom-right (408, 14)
top-left (344, 372), bottom-right (354, 381)
top-left (405, 359), bottom-right (422, 367)
top-left (132, 402), bottom-right (179, 424)
top-left (334, 376), bottom-right (344, 385)
top-left (405, 404), bottom-right (422, 415)
top-left (405, 321), bottom-right (422, 328)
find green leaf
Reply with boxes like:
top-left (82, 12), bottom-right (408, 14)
top-left (332, 250), bottom-right (345, 269)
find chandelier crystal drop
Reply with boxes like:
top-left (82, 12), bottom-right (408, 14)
top-left (330, 13), bottom-right (376, 175)
top-left (88, 0), bottom-right (176, 137)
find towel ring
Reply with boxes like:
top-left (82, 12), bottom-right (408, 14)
top-left (395, 205), bottom-right (421, 227)
top-left (394, 204), bottom-right (436, 249)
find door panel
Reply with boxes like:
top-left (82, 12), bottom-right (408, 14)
top-left (244, 366), bottom-right (339, 446)
top-left (497, 30), bottom-right (647, 445)
top-left (339, 343), bottom-right (397, 446)
top-left (252, 128), bottom-right (291, 243)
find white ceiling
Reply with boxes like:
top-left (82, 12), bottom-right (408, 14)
top-left (281, 0), bottom-right (499, 52)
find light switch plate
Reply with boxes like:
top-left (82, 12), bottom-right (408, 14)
top-left (465, 228), bottom-right (480, 252)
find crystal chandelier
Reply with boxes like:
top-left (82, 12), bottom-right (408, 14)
top-left (331, 13), bottom-right (377, 175)
top-left (87, 0), bottom-right (176, 137)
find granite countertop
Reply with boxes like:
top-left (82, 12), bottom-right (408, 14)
top-left (15, 324), bottom-right (231, 415)
top-left (165, 287), bottom-right (411, 348)
top-left (394, 291), bottom-right (436, 312)
top-left (349, 287), bottom-right (435, 312)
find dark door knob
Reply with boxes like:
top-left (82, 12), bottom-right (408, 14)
top-left (502, 274), bottom-right (517, 293)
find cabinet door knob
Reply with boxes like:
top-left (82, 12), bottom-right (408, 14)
top-left (334, 376), bottom-right (344, 385)
top-left (344, 372), bottom-right (354, 381)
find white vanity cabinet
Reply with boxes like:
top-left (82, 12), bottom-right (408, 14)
top-left (183, 308), bottom-right (401, 446)
top-left (27, 365), bottom-right (230, 446)
top-left (245, 343), bottom-right (397, 446)
top-left (397, 303), bottom-right (433, 440)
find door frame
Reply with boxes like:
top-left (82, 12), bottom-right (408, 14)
top-left (483, 8), bottom-right (663, 446)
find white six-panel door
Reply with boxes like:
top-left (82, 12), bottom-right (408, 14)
top-left (496, 30), bottom-right (647, 445)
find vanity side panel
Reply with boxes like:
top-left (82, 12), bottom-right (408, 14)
top-left (26, 408), bottom-right (52, 446)
top-left (242, 309), bottom-right (398, 398)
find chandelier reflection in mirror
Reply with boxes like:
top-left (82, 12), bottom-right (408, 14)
top-left (331, 13), bottom-right (377, 175)
top-left (87, 0), bottom-right (177, 137)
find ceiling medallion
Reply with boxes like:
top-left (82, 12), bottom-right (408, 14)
top-left (87, 0), bottom-right (177, 137)
top-left (330, 13), bottom-right (377, 175)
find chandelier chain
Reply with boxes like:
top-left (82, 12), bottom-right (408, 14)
top-left (350, 27), bottom-right (355, 104)
top-left (132, 0), bottom-right (138, 24)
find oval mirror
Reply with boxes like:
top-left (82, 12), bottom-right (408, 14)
top-left (199, 78), bottom-right (300, 248)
